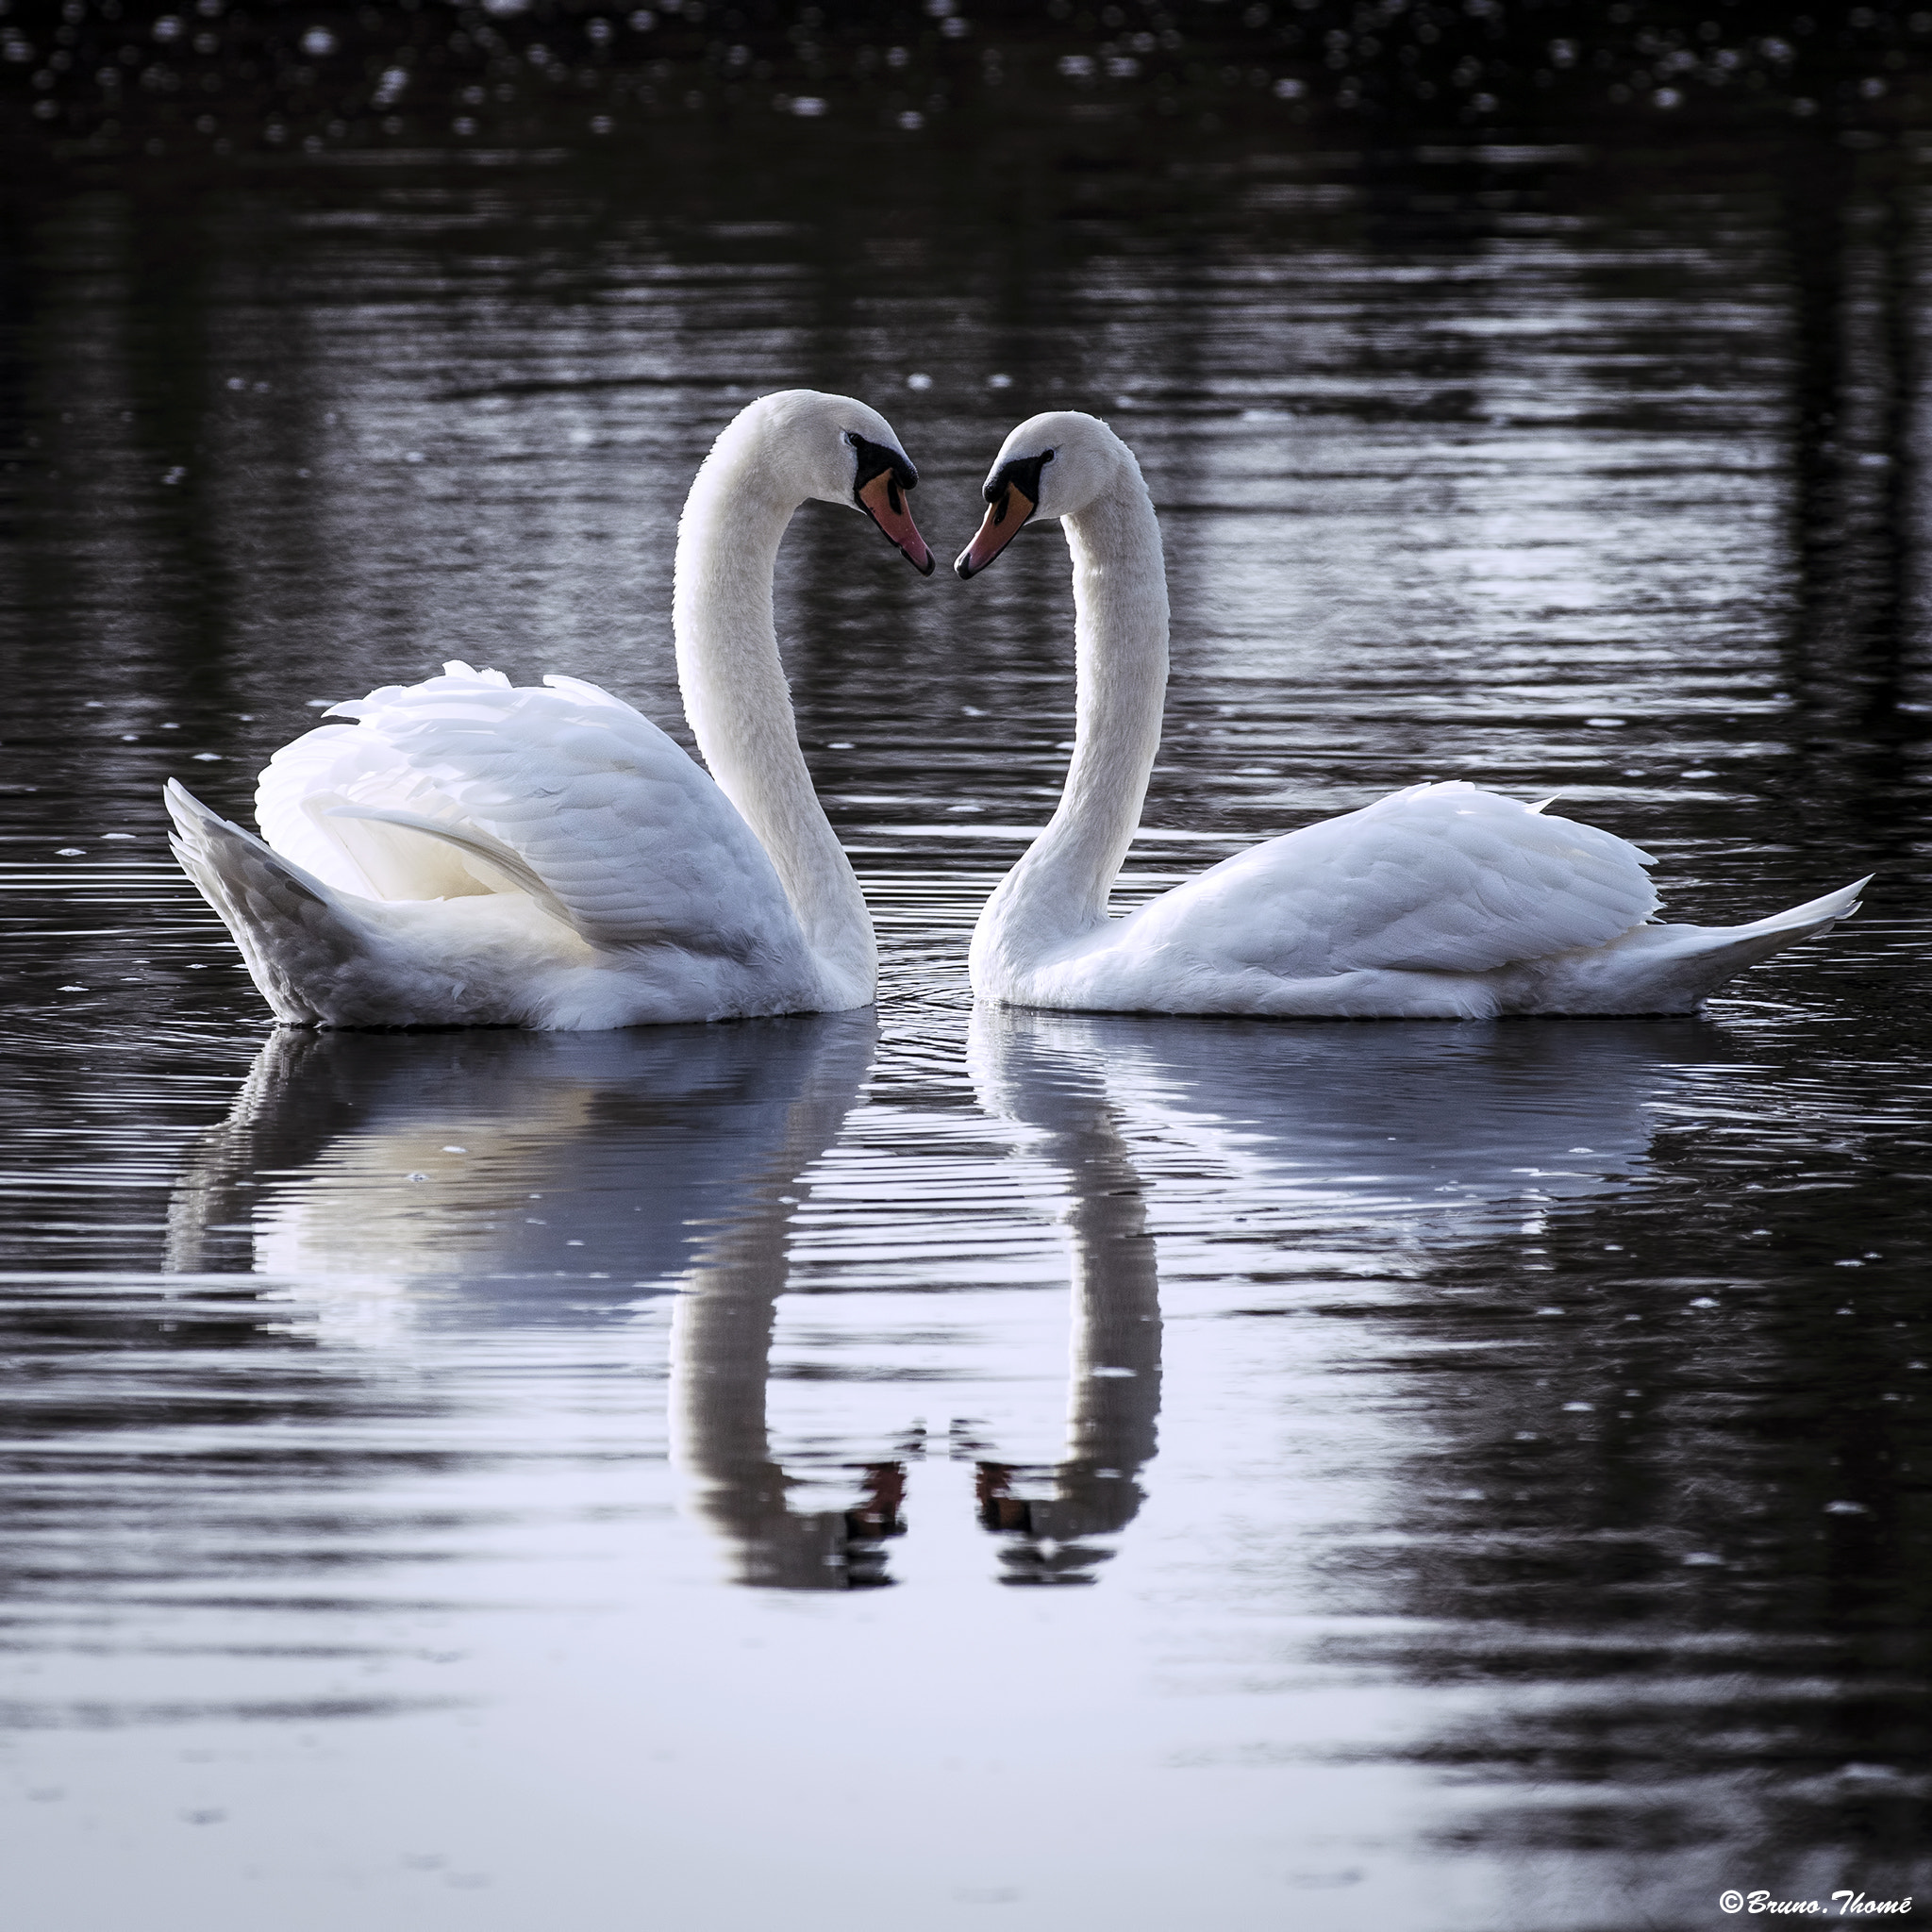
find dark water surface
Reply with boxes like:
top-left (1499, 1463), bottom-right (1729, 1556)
top-left (2, 125), bottom-right (1930, 1930)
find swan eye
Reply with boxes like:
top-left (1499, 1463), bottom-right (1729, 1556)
top-left (984, 449), bottom-right (1054, 509)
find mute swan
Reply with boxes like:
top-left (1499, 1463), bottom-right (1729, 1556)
top-left (956, 411), bottom-right (1868, 1019)
top-left (167, 391), bottom-right (933, 1029)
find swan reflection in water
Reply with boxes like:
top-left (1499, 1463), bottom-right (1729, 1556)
top-left (964, 1013), bottom-right (1165, 1587)
top-left (165, 1015), bottom-right (878, 1314)
top-left (961, 1007), bottom-right (1716, 1580)
top-left (165, 1005), bottom-right (1716, 1590)
top-left (165, 1016), bottom-right (939, 1588)
top-left (163, 1010), bottom-right (1156, 1591)
top-left (966, 1005), bottom-right (1729, 1581)
top-left (974, 1008), bottom-right (1721, 1253)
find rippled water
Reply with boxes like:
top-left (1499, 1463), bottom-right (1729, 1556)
top-left (3, 131), bottom-right (1930, 1930)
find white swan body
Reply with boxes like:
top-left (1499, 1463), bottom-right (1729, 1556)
top-left (167, 391), bottom-right (932, 1030)
top-left (956, 410), bottom-right (1867, 1020)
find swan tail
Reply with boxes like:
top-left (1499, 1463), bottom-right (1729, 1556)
top-left (166, 780), bottom-right (381, 1024)
top-left (1517, 875), bottom-right (1872, 1014)
top-left (1668, 874), bottom-right (1873, 993)
top-left (1718, 874), bottom-right (1870, 940)
top-left (1671, 874), bottom-right (1869, 986)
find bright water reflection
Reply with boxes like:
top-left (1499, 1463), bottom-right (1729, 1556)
top-left (3, 128), bottom-right (1930, 1930)
top-left (134, 1007), bottom-right (1723, 1602)
top-left (6, 978), bottom-right (1925, 1927)
top-left (165, 1018), bottom-right (881, 1321)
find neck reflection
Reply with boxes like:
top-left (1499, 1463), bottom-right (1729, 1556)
top-left (667, 1028), bottom-right (909, 1592)
top-left (163, 1003), bottom-right (1701, 1595)
top-left (673, 1008), bottom-right (1170, 1593)
top-left (968, 1007), bottom-right (1164, 1586)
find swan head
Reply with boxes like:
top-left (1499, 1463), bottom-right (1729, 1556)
top-left (955, 411), bottom-right (1130, 579)
top-left (736, 390), bottom-right (934, 575)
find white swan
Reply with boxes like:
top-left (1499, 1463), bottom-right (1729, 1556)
top-left (956, 410), bottom-right (1869, 1019)
top-left (166, 391), bottom-right (932, 1030)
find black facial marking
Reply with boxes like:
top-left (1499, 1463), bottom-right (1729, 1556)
top-left (983, 449), bottom-right (1054, 517)
top-left (849, 433), bottom-right (919, 507)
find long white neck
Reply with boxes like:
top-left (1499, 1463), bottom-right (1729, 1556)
top-left (673, 423), bottom-right (875, 1005)
top-left (971, 464), bottom-right (1169, 990)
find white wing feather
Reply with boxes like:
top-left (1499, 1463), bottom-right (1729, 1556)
top-left (1126, 782), bottom-right (1659, 975)
top-left (325, 804), bottom-right (577, 928)
top-left (254, 720), bottom-right (458, 898)
top-left (258, 662), bottom-right (803, 961)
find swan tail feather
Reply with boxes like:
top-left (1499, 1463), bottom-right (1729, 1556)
top-left (1715, 874), bottom-right (1871, 940)
top-left (1659, 874), bottom-right (1872, 999)
top-left (166, 780), bottom-right (381, 1024)
top-left (1518, 875), bottom-right (1871, 1014)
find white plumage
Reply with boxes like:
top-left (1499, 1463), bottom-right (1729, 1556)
top-left (956, 411), bottom-right (1868, 1019)
top-left (167, 391), bottom-right (932, 1030)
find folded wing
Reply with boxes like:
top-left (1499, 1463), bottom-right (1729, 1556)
top-left (257, 661), bottom-right (801, 961)
top-left (1146, 782), bottom-right (1660, 976)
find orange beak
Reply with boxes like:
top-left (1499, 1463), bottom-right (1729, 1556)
top-left (954, 482), bottom-right (1037, 579)
top-left (858, 468), bottom-right (935, 576)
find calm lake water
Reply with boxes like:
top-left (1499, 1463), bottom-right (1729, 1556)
top-left (2, 117), bottom-right (1929, 1931)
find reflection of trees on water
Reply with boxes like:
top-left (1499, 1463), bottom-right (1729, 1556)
top-left (8, 130), bottom-right (1924, 903)
top-left (1777, 143), bottom-right (1929, 865)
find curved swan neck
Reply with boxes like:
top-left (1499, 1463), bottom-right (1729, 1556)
top-left (673, 420), bottom-right (875, 1002)
top-left (974, 463), bottom-right (1169, 977)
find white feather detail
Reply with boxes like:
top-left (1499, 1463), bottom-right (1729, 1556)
top-left (325, 805), bottom-right (577, 930)
top-left (325, 665), bottom-right (799, 959)
top-left (1165, 781), bottom-right (1662, 978)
